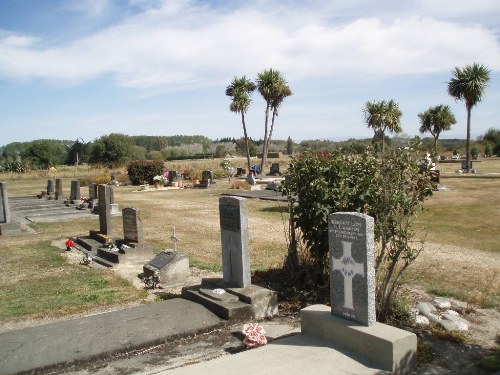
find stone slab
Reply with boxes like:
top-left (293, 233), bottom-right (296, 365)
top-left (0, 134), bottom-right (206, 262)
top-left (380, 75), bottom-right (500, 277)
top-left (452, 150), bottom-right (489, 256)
top-left (300, 304), bottom-right (417, 374)
top-left (0, 222), bottom-right (23, 235)
top-left (0, 299), bottom-right (223, 375)
top-left (181, 285), bottom-right (253, 321)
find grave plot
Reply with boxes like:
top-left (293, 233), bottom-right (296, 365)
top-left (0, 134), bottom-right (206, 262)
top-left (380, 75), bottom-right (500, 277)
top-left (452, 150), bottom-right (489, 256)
top-left (182, 196), bottom-right (278, 322)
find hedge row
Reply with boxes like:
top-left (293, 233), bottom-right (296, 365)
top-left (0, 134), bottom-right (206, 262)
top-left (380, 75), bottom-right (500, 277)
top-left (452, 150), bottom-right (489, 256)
top-left (127, 160), bottom-right (164, 185)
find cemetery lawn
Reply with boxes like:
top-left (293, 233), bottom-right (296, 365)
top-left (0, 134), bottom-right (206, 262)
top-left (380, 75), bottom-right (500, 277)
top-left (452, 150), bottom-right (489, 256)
top-left (0, 241), bottom-right (147, 322)
top-left (0, 157), bottom-right (498, 325)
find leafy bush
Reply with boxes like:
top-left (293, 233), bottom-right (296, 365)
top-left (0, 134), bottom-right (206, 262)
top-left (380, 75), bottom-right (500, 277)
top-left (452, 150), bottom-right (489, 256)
top-left (127, 160), bottom-right (164, 185)
top-left (281, 138), bottom-right (433, 321)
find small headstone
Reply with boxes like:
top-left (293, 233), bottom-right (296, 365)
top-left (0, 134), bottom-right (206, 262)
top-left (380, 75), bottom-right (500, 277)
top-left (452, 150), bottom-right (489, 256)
top-left (246, 174), bottom-right (257, 186)
top-left (201, 170), bottom-right (213, 184)
top-left (0, 182), bottom-right (11, 223)
top-left (122, 207), bottom-right (143, 243)
top-left (143, 251), bottom-right (189, 285)
top-left (219, 196), bottom-right (251, 288)
top-left (88, 183), bottom-right (97, 200)
top-left (167, 170), bottom-right (178, 182)
top-left (328, 212), bottom-right (376, 326)
top-left (46, 179), bottom-right (55, 196)
top-left (55, 178), bottom-right (63, 200)
top-left (70, 180), bottom-right (81, 202)
top-left (98, 184), bottom-right (112, 235)
top-left (269, 163), bottom-right (281, 175)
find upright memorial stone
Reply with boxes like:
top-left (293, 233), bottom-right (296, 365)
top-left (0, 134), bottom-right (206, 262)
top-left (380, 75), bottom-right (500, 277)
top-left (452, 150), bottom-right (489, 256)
top-left (55, 179), bottom-right (63, 200)
top-left (219, 196), bottom-right (251, 288)
top-left (98, 184), bottom-right (112, 235)
top-left (70, 180), bottom-right (81, 202)
top-left (88, 183), bottom-right (97, 201)
top-left (122, 207), bottom-right (142, 243)
top-left (46, 179), bottom-right (55, 197)
top-left (0, 182), bottom-right (11, 224)
top-left (328, 212), bottom-right (376, 326)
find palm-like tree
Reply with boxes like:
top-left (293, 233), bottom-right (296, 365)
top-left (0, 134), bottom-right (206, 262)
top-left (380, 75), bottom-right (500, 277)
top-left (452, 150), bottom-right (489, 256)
top-left (363, 99), bottom-right (402, 153)
top-left (226, 76), bottom-right (256, 174)
top-left (418, 105), bottom-right (456, 156)
top-left (256, 69), bottom-right (292, 174)
top-left (447, 62), bottom-right (490, 172)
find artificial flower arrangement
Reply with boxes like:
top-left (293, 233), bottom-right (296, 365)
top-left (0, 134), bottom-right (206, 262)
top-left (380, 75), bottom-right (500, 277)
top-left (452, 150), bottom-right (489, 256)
top-left (241, 323), bottom-right (267, 348)
top-left (153, 175), bottom-right (166, 185)
top-left (65, 239), bottom-right (76, 251)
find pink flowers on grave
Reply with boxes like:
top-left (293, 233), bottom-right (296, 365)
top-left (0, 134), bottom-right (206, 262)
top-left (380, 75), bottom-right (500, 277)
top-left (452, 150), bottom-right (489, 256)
top-left (65, 239), bottom-right (76, 251)
top-left (241, 323), bottom-right (267, 348)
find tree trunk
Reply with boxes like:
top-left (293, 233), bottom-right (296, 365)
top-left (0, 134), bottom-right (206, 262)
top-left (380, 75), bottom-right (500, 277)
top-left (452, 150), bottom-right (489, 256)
top-left (265, 107), bottom-right (278, 162)
top-left (260, 102), bottom-right (271, 175)
top-left (465, 105), bottom-right (472, 173)
top-left (241, 112), bottom-right (251, 174)
top-left (434, 136), bottom-right (438, 157)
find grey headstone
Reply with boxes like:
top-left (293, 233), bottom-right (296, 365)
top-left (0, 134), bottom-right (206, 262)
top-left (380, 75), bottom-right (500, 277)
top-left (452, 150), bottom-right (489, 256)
top-left (55, 179), bottom-right (63, 200)
top-left (0, 182), bottom-right (11, 223)
top-left (246, 174), bottom-right (256, 186)
top-left (202, 170), bottom-right (213, 183)
top-left (46, 179), bottom-right (55, 195)
top-left (122, 207), bottom-right (143, 242)
top-left (98, 184), bottom-right (112, 235)
top-left (144, 251), bottom-right (189, 285)
top-left (88, 183), bottom-right (97, 200)
top-left (329, 212), bottom-right (376, 326)
top-left (219, 196), bottom-right (251, 288)
top-left (70, 180), bottom-right (81, 202)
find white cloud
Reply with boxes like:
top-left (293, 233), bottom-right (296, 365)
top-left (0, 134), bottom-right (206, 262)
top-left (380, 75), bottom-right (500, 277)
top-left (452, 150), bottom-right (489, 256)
top-left (0, 1), bottom-right (499, 88)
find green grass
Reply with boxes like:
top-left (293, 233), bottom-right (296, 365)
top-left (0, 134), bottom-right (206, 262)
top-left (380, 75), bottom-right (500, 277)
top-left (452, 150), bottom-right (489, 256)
top-left (0, 242), bottom-right (146, 321)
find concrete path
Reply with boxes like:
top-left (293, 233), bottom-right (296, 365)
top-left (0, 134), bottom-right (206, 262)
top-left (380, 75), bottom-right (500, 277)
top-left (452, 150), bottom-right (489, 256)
top-left (163, 334), bottom-right (390, 375)
top-left (0, 299), bottom-right (223, 374)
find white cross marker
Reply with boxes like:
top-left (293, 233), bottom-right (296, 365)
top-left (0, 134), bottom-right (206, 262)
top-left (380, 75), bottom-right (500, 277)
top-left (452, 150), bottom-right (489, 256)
top-left (170, 227), bottom-right (180, 251)
top-left (332, 240), bottom-right (365, 310)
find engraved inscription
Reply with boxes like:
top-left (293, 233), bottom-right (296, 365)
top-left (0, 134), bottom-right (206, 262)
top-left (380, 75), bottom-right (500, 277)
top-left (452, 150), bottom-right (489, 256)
top-left (220, 204), bottom-right (240, 231)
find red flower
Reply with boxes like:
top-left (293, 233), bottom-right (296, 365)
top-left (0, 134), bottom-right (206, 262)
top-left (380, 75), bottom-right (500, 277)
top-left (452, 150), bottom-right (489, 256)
top-left (65, 239), bottom-right (75, 248)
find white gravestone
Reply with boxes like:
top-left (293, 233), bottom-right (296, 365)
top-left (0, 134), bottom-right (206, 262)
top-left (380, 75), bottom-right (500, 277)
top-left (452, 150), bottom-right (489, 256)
top-left (219, 196), bottom-right (251, 288)
top-left (329, 212), bottom-right (376, 326)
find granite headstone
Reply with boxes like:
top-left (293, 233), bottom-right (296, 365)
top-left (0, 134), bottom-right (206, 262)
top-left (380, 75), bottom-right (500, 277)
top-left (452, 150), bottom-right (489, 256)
top-left (122, 207), bottom-right (143, 243)
top-left (328, 212), bottom-right (376, 326)
top-left (219, 196), bottom-right (251, 288)
top-left (98, 184), bottom-right (112, 235)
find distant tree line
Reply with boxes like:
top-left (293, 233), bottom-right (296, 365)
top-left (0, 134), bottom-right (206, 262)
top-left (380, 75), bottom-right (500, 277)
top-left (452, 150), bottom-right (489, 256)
top-left (1, 128), bottom-right (498, 172)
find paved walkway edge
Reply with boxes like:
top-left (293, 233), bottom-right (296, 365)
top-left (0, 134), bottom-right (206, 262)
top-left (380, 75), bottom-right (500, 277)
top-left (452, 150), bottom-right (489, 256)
top-left (0, 299), bottom-right (223, 375)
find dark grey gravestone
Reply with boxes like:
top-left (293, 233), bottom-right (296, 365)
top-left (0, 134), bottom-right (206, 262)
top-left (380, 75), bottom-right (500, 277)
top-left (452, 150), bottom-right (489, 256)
top-left (122, 207), bottom-right (143, 243)
top-left (88, 183), bottom-right (97, 200)
top-left (98, 184), bottom-right (112, 235)
top-left (55, 179), bottom-right (63, 200)
top-left (219, 196), bottom-right (251, 288)
top-left (168, 171), bottom-right (178, 182)
top-left (328, 212), bottom-right (376, 326)
top-left (270, 163), bottom-right (281, 175)
top-left (0, 182), bottom-right (11, 223)
top-left (46, 179), bottom-right (55, 195)
top-left (70, 180), bottom-right (81, 202)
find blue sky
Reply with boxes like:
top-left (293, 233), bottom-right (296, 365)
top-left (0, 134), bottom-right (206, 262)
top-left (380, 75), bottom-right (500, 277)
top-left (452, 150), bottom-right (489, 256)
top-left (1, 0), bottom-right (499, 146)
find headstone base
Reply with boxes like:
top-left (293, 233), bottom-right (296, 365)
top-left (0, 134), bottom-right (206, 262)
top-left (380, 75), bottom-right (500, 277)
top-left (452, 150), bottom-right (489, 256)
top-left (301, 304), bottom-right (417, 374)
top-left (110, 203), bottom-right (120, 215)
top-left (182, 278), bottom-right (278, 321)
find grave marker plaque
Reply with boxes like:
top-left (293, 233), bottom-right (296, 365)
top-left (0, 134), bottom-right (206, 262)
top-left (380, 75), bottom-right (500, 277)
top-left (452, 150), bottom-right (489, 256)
top-left (329, 212), bottom-right (376, 326)
top-left (122, 207), bottom-right (143, 242)
top-left (219, 196), bottom-right (251, 288)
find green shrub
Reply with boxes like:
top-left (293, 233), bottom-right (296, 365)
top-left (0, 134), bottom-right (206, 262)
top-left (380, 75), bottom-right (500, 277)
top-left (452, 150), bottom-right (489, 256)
top-left (127, 160), bottom-right (164, 185)
top-left (281, 138), bottom-right (433, 321)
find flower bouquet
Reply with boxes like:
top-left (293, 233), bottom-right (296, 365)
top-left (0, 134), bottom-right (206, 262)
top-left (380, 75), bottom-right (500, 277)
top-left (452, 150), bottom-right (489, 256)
top-left (241, 323), bottom-right (267, 348)
top-left (65, 239), bottom-right (76, 251)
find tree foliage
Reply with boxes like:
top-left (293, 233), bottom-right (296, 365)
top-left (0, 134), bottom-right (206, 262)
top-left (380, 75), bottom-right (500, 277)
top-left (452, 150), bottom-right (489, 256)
top-left (418, 105), bottom-right (456, 156)
top-left (226, 76), bottom-right (256, 173)
top-left (363, 100), bottom-right (402, 153)
top-left (256, 69), bottom-right (292, 173)
top-left (89, 133), bottom-right (133, 167)
top-left (281, 138), bottom-right (432, 321)
top-left (448, 62), bottom-right (490, 172)
top-left (23, 140), bottom-right (67, 169)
